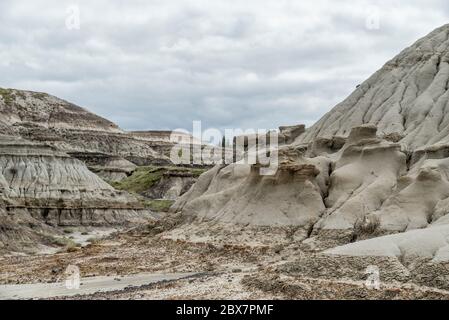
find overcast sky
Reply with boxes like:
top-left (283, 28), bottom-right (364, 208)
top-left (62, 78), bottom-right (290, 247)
top-left (1, 1), bottom-right (448, 132)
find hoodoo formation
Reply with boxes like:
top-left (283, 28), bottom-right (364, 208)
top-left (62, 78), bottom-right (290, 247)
top-left (166, 25), bottom-right (449, 281)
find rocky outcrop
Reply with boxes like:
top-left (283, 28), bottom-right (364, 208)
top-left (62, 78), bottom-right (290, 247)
top-left (296, 24), bottom-right (449, 150)
top-left (0, 90), bottom-right (178, 253)
top-left (170, 123), bottom-right (449, 247)
top-left (312, 125), bottom-right (407, 238)
top-left (168, 146), bottom-right (332, 244)
top-left (0, 88), bottom-right (120, 133)
top-left (0, 206), bottom-right (56, 254)
top-left (142, 170), bottom-right (200, 200)
top-left (0, 135), bottom-right (151, 229)
top-left (279, 124), bottom-right (305, 145)
top-left (112, 166), bottom-right (207, 202)
top-left (0, 88), bottom-right (171, 166)
top-left (325, 221), bottom-right (449, 263)
top-left (168, 25), bottom-right (449, 253)
top-left (70, 152), bottom-right (137, 182)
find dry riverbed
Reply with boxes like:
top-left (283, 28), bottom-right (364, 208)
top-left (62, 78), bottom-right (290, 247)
top-left (2, 224), bottom-right (449, 299)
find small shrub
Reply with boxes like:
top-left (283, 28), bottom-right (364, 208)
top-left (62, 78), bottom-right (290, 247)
top-left (0, 88), bottom-right (15, 105)
top-left (110, 166), bottom-right (208, 194)
top-left (143, 199), bottom-right (175, 212)
top-left (66, 246), bottom-right (80, 253)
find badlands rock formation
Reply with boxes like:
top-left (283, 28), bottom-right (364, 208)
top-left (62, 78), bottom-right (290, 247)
top-left (112, 165), bottom-right (207, 212)
top-left (296, 24), bottom-right (449, 150)
top-left (0, 135), bottom-right (149, 222)
top-left (0, 134), bottom-right (152, 252)
top-left (169, 24), bottom-right (449, 260)
top-left (169, 146), bottom-right (331, 244)
top-left (72, 152), bottom-right (138, 182)
top-left (0, 88), bottom-right (215, 252)
top-left (130, 130), bottom-right (203, 158)
top-left (0, 88), bottom-right (170, 168)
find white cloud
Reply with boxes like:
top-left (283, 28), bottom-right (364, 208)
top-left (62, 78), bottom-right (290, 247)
top-left (0, 0), bottom-right (448, 131)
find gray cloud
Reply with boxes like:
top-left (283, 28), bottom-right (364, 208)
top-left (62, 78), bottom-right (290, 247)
top-left (1, 0), bottom-right (448, 132)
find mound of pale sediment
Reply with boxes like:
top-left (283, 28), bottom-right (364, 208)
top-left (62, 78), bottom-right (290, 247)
top-left (320, 216), bottom-right (449, 291)
top-left (325, 221), bottom-right (449, 263)
top-left (169, 24), bottom-right (449, 249)
top-left (0, 135), bottom-right (151, 228)
top-left (312, 125), bottom-right (407, 232)
top-left (296, 24), bottom-right (449, 150)
top-left (174, 148), bottom-right (330, 227)
top-left (298, 125), bottom-right (449, 241)
top-left (168, 147), bottom-right (334, 244)
top-left (360, 160), bottom-right (449, 233)
top-left (279, 246), bottom-right (449, 291)
top-left (171, 121), bottom-right (449, 248)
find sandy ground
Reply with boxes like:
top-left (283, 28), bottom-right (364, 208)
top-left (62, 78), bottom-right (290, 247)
top-left (0, 272), bottom-right (195, 299)
top-left (2, 224), bottom-right (449, 300)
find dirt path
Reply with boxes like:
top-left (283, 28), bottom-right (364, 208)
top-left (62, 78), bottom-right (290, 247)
top-left (0, 272), bottom-right (196, 300)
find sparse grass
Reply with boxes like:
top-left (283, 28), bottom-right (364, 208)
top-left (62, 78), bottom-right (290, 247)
top-left (143, 199), bottom-right (175, 212)
top-left (111, 165), bottom-right (207, 194)
top-left (87, 237), bottom-right (102, 245)
top-left (111, 166), bottom-right (165, 193)
top-left (32, 92), bottom-right (47, 100)
top-left (0, 88), bottom-right (15, 106)
top-left (43, 234), bottom-right (79, 248)
top-left (15, 90), bottom-right (26, 100)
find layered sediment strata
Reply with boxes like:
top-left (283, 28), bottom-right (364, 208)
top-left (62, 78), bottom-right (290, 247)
top-left (0, 135), bottom-right (151, 228)
top-left (0, 88), bottom-right (171, 167)
top-left (69, 152), bottom-right (138, 182)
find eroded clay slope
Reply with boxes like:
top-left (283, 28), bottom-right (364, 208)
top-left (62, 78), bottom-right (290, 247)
top-left (310, 125), bottom-right (407, 242)
top-left (296, 24), bottom-right (449, 150)
top-left (168, 146), bottom-right (333, 244)
top-left (170, 122), bottom-right (449, 249)
top-left (0, 88), bottom-right (170, 166)
top-left (167, 24), bottom-right (449, 249)
top-left (0, 135), bottom-right (151, 227)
